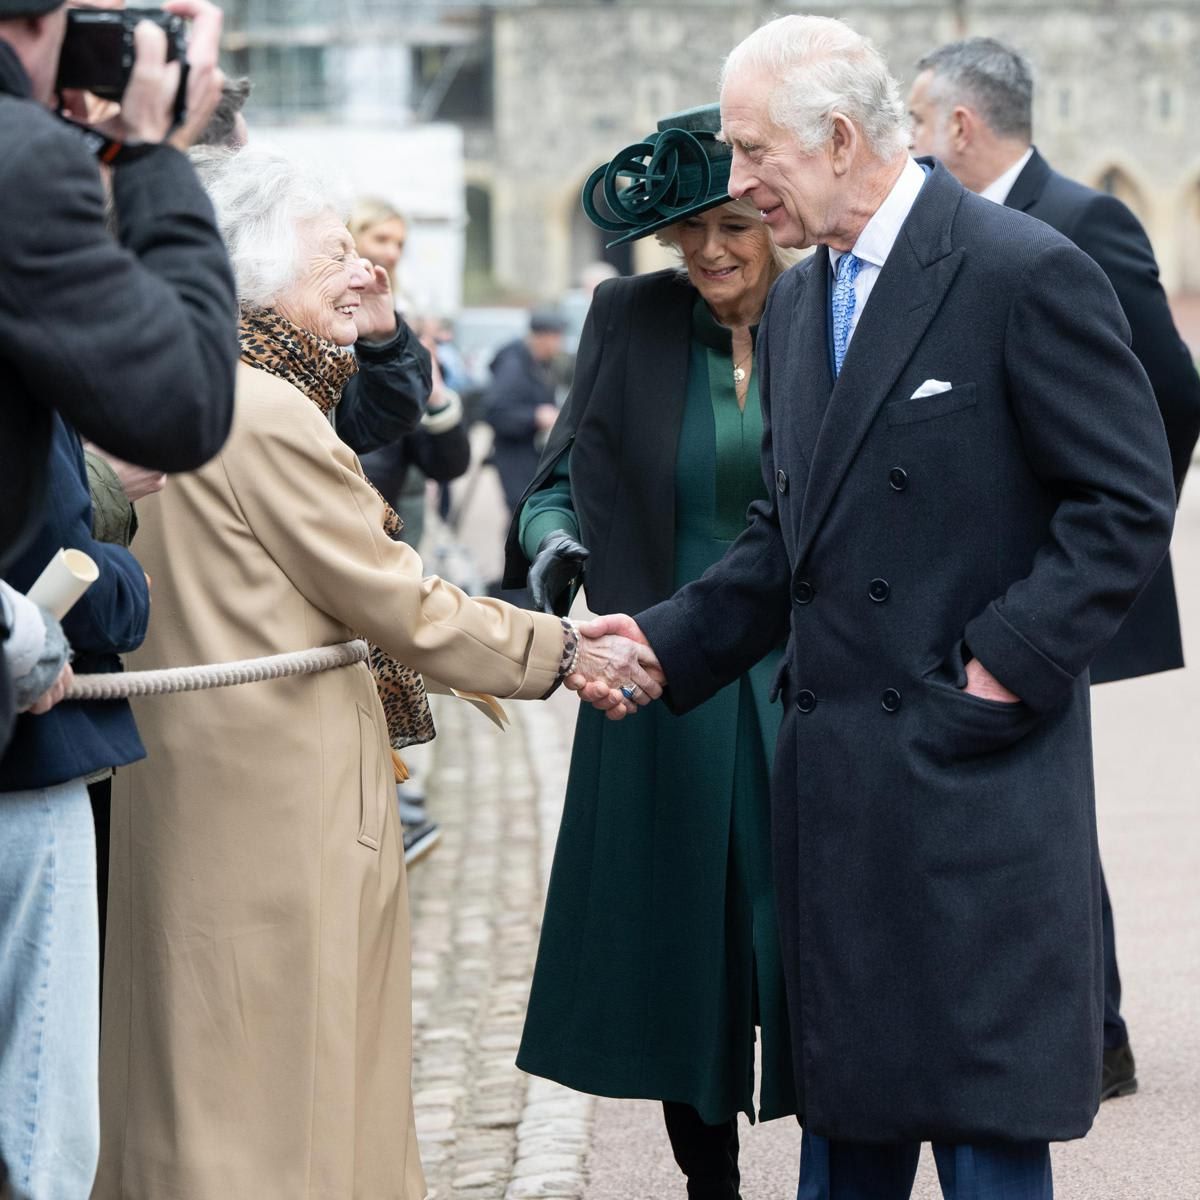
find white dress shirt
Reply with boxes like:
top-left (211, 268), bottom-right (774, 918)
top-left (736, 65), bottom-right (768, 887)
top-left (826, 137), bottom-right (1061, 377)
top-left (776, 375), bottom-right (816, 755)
top-left (829, 156), bottom-right (928, 350)
top-left (979, 147), bottom-right (1034, 206)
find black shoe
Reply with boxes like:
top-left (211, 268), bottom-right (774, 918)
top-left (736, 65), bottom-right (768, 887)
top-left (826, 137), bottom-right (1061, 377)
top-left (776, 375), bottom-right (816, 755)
top-left (403, 821), bottom-right (441, 867)
top-left (396, 783), bottom-right (428, 826)
top-left (1101, 1041), bottom-right (1138, 1100)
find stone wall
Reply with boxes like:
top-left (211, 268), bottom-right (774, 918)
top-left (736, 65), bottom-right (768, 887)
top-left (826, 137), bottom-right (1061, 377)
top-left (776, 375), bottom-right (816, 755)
top-left (476, 0), bottom-right (1200, 300)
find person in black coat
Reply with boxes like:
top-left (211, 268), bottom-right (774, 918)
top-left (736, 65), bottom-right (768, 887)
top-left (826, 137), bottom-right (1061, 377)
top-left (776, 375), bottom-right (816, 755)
top-left (0, 414), bottom-right (151, 1199)
top-left (485, 313), bottom-right (566, 514)
top-left (908, 35), bottom-right (1200, 1103)
top-left (582, 15), bottom-right (1175, 1198)
top-left (0, 0), bottom-right (238, 751)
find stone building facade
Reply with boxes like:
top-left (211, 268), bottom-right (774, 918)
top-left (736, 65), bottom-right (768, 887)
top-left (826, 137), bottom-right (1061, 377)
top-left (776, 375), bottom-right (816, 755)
top-left (222, 0), bottom-right (1200, 307)
top-left (476, 0), bottom-right (1200, 302)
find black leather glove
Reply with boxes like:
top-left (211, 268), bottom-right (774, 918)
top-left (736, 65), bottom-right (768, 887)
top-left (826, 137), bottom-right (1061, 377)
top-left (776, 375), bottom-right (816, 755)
top-left (528, 530), bottom-right (590, 616)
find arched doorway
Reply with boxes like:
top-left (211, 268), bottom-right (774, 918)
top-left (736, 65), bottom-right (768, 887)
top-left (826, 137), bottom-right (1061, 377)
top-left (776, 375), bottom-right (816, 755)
top-left (570, 175), bottom-right (633, 285)
top-left (1095, 165), bottom-right (1149, 225)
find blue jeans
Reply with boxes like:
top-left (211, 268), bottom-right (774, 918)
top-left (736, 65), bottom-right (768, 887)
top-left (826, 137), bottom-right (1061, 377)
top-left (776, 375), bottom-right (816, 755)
top-left (798, 1130), bottom-right (1052, 1200)
top-left (0, 780), bottom-right (99, 1200)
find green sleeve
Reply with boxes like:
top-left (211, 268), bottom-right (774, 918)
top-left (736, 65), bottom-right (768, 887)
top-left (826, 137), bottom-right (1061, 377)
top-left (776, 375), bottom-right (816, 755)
top-left (518, 450), bottom-right (578, 560)
top-left (86, 450), bottom-right (137, 546)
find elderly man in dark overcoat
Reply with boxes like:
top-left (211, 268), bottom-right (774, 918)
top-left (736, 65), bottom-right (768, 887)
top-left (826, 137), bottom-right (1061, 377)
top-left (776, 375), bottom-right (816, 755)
top-left (581, 14), bottom-right (1176, 1199)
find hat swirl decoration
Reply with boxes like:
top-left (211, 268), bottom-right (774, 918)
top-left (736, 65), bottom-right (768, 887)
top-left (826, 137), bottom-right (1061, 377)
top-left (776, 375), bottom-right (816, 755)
top-left (581, 104), bottom-right (733, 247)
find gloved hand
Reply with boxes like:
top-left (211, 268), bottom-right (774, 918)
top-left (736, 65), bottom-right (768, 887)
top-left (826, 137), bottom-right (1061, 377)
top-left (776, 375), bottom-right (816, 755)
top-left (528, 530), bottom-right (590, 616)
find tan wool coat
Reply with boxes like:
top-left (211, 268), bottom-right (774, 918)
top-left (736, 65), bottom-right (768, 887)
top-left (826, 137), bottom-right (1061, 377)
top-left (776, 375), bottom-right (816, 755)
top-left (94, 363), bottom-right (564, 1200)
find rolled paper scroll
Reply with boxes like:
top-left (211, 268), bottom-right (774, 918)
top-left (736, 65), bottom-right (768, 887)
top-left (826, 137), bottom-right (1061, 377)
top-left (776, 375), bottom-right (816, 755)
top-left (27, 548), bottom-right (99, 619)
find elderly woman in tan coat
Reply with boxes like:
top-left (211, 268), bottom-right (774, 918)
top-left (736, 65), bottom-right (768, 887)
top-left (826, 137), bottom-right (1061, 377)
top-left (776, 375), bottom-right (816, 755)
top-left (93, 148), bottom-right (659, 1200)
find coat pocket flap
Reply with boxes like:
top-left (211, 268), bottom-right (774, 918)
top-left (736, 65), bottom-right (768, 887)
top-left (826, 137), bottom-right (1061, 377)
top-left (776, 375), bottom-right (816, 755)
top-left (357, 703), bottom-right (384, 851)
top-left (887, 382), bottom-right (977, 426)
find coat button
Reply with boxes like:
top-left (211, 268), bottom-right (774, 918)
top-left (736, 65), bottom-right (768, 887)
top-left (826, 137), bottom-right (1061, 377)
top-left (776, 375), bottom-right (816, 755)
top-left (776, 469), bottom-right (789, 494)
top-left (793, 580), bottom-right (815, 605)
top-left (868, 578), bottom-right (890, 603)
top-left (796, 689), bottom-right (817, 714)
top-left (881, 688), bottom-right (902, 713)
top-left (889, 467), bottom-right (908, 491)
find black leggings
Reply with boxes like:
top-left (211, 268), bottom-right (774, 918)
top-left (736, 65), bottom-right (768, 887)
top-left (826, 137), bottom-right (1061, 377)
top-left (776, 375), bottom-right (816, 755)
top-left (662, 1101), bottom-right (741, 1200)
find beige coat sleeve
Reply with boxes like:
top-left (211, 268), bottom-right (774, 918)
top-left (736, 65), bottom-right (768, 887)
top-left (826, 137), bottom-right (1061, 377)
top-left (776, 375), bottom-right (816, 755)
top-left (220, 372), bottom-right (565, 701)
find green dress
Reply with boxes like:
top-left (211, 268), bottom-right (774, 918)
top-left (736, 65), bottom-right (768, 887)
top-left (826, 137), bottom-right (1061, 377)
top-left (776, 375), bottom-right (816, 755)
top-left (515, 298), bottom-right (796, 1125)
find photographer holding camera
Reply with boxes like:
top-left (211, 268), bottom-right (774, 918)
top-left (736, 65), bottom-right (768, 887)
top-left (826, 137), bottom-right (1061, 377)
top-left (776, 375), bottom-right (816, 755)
top-left (0, 2), bottom-right (237, 1195)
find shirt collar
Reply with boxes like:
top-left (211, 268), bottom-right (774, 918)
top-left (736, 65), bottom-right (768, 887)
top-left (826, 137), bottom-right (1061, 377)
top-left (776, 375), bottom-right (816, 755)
top-left (979, 147), bottom-right (1034, 205)
top-left (830, 155), bottom-right (927, 275)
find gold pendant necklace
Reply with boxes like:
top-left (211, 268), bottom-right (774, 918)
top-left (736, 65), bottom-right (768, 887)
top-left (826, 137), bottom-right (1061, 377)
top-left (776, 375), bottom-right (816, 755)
top-left (732, 353), bottom-right (751, 385)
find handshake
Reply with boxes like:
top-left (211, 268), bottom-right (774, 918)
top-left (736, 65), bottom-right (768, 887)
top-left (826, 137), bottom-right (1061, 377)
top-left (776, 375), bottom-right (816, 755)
top-left (565, 615), bottom-right (661, 720)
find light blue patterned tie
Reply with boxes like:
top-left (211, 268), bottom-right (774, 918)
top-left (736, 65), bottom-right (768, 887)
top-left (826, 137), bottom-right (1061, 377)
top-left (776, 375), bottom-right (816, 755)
top-left (831, 252), bottom-right (863, 377)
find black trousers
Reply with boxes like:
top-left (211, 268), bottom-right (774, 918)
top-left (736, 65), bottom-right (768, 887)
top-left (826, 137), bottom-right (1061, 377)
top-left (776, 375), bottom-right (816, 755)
top-left (662, 1102), bottom-right (740, 1200)
top-left (88, 777), bottom-right (111, 994)
top-left (1100, 865), bottom-right (1127, 1050)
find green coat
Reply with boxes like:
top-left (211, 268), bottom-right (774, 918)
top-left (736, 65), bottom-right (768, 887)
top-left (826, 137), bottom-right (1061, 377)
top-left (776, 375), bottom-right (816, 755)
top-left (513, 283), bottom-right (795, 1124)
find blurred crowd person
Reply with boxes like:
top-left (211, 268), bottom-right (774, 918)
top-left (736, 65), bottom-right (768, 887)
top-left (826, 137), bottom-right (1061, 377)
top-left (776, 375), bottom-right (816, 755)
top-left (505, 106), bottom-right (799, 1199)
top-left (485, 310), bottom-right (567, 516)
top-left (91, 146), bottom-right (659, 1199)
top-left (908, 36), bottom-right (1200, 1105)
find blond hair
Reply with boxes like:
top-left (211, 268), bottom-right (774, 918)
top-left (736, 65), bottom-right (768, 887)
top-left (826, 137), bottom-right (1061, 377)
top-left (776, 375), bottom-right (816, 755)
top-left (347, 196), bottom-right (407, 241)
top-left (656, 197), bottom-right (801, 284)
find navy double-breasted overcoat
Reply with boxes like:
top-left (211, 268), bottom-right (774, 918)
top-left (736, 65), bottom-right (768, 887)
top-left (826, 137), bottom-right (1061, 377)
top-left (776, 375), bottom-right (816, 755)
top-left (638, 162), bottom-right (1176, 1144)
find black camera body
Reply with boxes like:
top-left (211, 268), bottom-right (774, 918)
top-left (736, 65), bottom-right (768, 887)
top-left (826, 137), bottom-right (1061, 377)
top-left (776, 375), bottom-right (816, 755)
top-left (56, 8), bottom-right (189, 125)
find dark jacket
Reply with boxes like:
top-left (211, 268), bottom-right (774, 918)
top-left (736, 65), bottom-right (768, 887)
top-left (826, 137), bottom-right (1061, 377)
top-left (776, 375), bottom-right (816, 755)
top-left (485, 340), bottom-right (557, 511)
top-left (359, 421), bottom-right (471, 506)
top-left (0, 40), bottom-right (236, 752)
top-left (1006, 148), bottom-right (1200, 683)
top-left (502, 270), bottom-right (695, 607)
top-left (1, 416), bottom-right (149, 791)
top-left (334, 320), bottom-right (433, 455)
top-left (638, 162), bottom-right (1175, 1143)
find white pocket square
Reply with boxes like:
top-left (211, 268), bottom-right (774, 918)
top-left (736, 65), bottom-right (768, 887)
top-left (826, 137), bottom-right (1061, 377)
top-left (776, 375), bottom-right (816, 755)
top-left (910, 379), bottom-right (953, 399)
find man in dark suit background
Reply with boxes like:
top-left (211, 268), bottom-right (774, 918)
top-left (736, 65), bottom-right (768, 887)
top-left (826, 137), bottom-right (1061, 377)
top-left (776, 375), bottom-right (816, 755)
top-left (908, 36), bottom-right (1200, 1103)
top-left (581, 13), bottom-right (1176, 1197)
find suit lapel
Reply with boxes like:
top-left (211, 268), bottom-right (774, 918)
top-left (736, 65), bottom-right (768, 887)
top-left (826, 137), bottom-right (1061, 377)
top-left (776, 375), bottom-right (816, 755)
top-left (789, 248), bottom-right (835, 468)
top-left (1002, 147), bottom-right (1050, 214)
top-left (626, 277), bottom-right (693, 592)
top-left (633, 279), bottom-right (693, 485)
top-left (795, 164), bottom-right (965, 563)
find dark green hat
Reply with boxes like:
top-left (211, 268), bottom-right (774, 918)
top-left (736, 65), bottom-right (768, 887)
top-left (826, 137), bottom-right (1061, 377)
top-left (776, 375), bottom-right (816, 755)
top-left (581, 104), bottom-right (731, 248)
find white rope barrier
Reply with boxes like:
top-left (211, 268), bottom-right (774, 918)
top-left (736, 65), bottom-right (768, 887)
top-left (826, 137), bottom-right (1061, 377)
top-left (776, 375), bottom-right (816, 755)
top-left (66, 640), bottom-right (370, 701)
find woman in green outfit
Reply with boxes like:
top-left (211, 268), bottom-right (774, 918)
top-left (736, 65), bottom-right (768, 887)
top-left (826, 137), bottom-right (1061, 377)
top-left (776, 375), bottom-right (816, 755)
top-left (502, 106), bottom-right (799, 1198)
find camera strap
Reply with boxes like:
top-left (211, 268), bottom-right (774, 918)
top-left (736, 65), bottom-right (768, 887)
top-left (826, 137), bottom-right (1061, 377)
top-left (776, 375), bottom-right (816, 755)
top-left (56, 115), bottom-right (163, 166)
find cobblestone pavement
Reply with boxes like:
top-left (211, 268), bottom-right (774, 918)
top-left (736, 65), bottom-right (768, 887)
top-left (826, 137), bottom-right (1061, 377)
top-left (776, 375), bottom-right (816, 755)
top-left (408, 685), bottom-right (592, 1200)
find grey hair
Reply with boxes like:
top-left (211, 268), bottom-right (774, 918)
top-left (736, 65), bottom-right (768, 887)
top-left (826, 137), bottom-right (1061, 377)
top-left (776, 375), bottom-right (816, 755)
top-left (189, 145), bottom-right (341, 311)
top-left (720, 15), bottom-right (909, 161)
top-left (915, 38), bottom-right (1033, 141)
top-left (656, 197), bottom-right (800, 282)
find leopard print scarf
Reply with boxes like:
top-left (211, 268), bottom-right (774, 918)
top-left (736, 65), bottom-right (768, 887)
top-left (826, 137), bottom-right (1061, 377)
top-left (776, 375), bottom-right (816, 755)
top-left (239, 310), bottom-right (435, 758)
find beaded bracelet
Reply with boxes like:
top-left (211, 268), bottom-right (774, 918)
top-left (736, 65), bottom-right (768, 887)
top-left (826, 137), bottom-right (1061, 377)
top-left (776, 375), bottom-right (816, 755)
top-left (541, 617), bottom-right (580, 701)
top-left (560, 618), bottom-right (580, 678)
